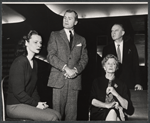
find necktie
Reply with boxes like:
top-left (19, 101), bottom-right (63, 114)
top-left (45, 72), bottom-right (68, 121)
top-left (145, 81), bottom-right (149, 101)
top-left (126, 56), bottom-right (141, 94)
top-left (117, 44), bottom-right (121, 63)
top-left (69, 31), bottom-right (73, 49)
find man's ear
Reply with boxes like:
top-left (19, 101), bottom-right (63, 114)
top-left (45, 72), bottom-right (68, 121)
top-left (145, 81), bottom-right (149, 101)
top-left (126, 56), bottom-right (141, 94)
top-left (122, 30), bottom-right (125, 36)
top-left (74, 20), bottom-right (78, 25)
top-left (103, 66), bottom-right (106, 71)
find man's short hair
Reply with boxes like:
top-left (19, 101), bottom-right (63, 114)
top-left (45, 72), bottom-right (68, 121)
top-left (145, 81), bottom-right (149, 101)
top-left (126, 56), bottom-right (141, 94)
top-left (64, 9), bottom-right (78, 21)
top-left (113, 23), bottom-right (125, 31)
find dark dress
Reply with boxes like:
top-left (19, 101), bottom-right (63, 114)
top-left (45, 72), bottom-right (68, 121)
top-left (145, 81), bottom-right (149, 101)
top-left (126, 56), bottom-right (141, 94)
top-left (90, 76), bottom-right (134, 120)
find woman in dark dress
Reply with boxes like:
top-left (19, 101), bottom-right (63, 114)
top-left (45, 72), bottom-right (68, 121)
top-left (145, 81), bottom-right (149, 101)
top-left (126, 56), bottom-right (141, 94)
top-left (6, 30), bottom-right (61, 121)
top-left (90, 54), bottom-right (134, 121)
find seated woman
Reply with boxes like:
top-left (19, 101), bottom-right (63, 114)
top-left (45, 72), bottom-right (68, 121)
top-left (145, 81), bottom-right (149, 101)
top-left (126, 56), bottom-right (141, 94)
top-left (6, 30), bottom-right (61, 121)
top-left (90, 54), bottom-right (134, 121)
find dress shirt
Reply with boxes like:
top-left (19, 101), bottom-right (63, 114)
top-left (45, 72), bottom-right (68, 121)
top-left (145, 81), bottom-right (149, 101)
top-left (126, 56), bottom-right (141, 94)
top-left (64, 28), bottom-right (74, 42)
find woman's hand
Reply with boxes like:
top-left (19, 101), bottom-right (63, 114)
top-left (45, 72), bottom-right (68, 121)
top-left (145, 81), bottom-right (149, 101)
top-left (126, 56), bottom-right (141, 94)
top-left (36, 102), bottom-right (49, 109)
top-left (106, 87), bottom-right (128, 109)
top-left (106, 87), bottom-right (118, 97)
top-left (105, 101), bottom-right (116, 109)
top-left (114, 102), bottom-right (119, 109)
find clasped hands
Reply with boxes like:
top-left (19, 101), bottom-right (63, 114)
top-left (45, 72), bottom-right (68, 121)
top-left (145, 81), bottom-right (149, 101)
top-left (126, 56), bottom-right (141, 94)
top-left (36, 102), bottom-right (49, 110)
top-left (105, 87), bottom-right (119, 109)
top-left (134, 84), bottom-right (143, 90)
top-left (64, 66), bottom-right (77, 79)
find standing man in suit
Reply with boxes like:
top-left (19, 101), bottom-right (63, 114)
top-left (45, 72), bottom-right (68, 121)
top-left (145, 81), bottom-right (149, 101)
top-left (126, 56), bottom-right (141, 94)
top-left (102, 23), bottom-right (143, 90)
top-left (47, 9), bottom-right (88, 121)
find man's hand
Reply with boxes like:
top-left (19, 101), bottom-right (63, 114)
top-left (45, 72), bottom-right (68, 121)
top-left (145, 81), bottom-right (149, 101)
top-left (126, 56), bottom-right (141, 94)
top-left (64, 72), bottom-right (77, 79)
top-left (36, 102), bottom-right (49, 109)
top-left (134, 84), bottom-right (143, 90)
top-left (64, 66), bottom-right (77, 79)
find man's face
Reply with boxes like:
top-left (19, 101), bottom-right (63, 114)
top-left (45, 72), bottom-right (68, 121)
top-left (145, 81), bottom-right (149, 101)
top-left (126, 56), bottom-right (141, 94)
top-left (111, 24), bottom-right (125, 41)
top-left (63, 12), bottom-right (77, 29)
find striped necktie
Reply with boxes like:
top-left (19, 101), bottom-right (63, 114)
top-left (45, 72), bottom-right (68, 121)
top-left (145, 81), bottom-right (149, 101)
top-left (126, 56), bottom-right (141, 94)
top-left (117, 44), bottom-right (121, 63)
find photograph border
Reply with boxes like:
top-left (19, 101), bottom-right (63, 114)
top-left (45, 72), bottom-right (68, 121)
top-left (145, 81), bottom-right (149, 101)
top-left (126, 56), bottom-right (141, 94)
top-left (0, 0), bottom-right (149, 122)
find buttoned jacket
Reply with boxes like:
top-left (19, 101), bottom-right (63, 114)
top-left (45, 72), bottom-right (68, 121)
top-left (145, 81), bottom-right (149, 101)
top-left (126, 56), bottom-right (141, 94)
top-left (47, 29), bottom-right (88, 90)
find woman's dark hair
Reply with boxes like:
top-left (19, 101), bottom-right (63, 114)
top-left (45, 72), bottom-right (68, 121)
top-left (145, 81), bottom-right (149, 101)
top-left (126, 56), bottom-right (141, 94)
top-left (15, 30), bottom-right (38, 57)
top-left (101, 54), bottom-right (119, 71)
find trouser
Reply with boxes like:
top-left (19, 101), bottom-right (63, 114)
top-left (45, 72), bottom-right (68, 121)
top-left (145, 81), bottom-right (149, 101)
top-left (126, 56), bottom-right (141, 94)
top-left (53, 81), bottom-right (79, 121)
top-left (6, 104), bottom-right (61, 121)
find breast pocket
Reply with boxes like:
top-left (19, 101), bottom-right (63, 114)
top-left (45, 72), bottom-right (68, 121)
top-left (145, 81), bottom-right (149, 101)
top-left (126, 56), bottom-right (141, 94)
top-left (73, 46), bottom-right (82, 58)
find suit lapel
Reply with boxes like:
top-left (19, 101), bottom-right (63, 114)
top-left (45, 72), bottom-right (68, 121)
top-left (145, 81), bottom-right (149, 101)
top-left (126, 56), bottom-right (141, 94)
top-left (60, 29), bottom-right (70, 50)
top-left (112, 43), bottom-right (117, 56)
top-left (59, 30), bottom-right (79, 52)
top-left (122, 41), bottom-right (129, 63)
top-left (71, 33), bottom-right (78, 51)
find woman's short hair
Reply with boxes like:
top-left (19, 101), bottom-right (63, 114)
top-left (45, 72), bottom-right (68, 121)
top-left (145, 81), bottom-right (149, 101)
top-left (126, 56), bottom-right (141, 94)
top-left (101, 54), bottom-right (119, 70)
top-left (15, 30), bottom-right (39, 57)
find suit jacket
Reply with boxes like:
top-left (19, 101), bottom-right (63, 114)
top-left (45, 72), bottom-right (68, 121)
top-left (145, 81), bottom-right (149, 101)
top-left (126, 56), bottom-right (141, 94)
top-left (47, 29), bottom-right (88, 90)
top-left (102, 41), bottom-right (141, 89)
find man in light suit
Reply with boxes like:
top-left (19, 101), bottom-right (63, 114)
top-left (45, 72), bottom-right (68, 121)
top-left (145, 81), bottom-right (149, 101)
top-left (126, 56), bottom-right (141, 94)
top-left (47, 10), bottom-right (88, 121)
top-left (102, 23), bottom-right (143, 90)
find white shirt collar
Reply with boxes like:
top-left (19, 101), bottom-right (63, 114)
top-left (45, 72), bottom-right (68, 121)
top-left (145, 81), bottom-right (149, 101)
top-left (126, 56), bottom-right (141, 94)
top-left (64, 28), bottom-right (74, 35)
top-left (64, 28), bottom-right (74, 41)
top-left (114, 40), bottom-right (123, 46)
